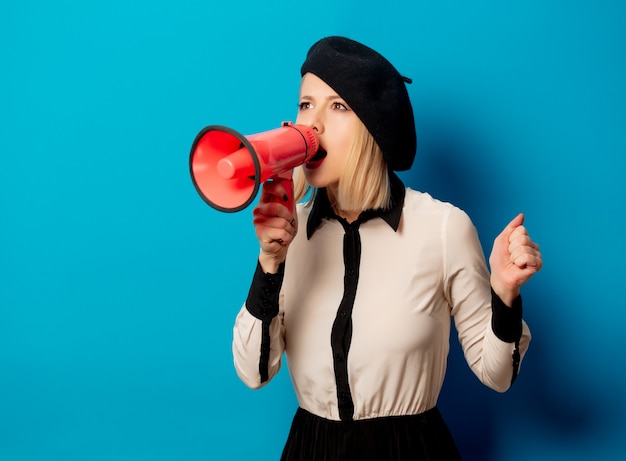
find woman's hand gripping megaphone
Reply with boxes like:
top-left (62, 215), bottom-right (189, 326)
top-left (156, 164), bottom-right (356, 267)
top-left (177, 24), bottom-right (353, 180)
top-left (253, 173), bottom-right (298, 274)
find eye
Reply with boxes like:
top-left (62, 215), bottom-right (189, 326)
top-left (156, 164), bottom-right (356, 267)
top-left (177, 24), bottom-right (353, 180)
top-left (298, 101), bottom-right (313, 111)
top-left (331, 101), bottom-right (348, 111)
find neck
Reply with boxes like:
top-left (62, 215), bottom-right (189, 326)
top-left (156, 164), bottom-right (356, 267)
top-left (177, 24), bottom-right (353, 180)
top-left (327, 187), bottom-right (361, 224)
top-left (334, 207), bottom-right (360, 224)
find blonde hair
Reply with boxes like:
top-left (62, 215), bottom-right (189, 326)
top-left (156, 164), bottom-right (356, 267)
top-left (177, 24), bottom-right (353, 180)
top-left (294, 119), bottom-right (391, 212)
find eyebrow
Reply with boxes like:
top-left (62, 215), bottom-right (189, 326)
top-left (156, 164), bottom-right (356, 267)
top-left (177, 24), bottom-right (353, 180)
top-left (300, 94), bottom-right (343, 101)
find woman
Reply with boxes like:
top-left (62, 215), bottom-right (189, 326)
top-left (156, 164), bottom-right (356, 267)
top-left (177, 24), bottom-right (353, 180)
top-left (232, 36), bottom-right (542, 460)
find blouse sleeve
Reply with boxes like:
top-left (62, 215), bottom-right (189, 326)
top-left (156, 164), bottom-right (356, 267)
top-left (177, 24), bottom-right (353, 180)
top-left (232, 260), bottom-right (286, 389)
top-left (443, 207), bottom-right (532, 393)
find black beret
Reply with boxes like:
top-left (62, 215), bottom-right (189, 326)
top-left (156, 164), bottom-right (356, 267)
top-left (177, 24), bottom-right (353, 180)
top-left (300, 36), bottom-right (417, 171)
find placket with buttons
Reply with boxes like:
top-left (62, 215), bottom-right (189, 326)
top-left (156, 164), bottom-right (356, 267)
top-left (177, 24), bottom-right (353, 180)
top-left (331, 220), bottom-right (362, 421)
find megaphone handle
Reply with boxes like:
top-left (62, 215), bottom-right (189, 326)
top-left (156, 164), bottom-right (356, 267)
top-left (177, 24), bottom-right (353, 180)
top-left (269, 170), bottom-right (295, 215)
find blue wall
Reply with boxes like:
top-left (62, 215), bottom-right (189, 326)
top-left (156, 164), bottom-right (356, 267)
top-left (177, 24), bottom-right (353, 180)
top-left (1, 1), bottom-right (624, 459)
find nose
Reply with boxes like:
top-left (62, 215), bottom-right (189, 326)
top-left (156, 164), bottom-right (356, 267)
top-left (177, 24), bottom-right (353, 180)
top-left (296, 109), bottom-right (323, 134)
top-left (312, 123), bottom-right (321, 134)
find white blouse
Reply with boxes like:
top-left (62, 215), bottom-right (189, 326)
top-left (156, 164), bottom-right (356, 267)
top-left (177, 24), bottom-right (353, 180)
top-left (233, 184), bottom-right (531, 422)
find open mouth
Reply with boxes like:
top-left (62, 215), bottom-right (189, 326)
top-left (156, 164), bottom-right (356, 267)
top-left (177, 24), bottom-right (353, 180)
top-left (305, 147), bottom-right (327, 169)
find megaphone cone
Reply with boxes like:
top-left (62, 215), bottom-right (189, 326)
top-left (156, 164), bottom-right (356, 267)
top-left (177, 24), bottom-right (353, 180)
top-left (189, 122), bottom-right (319, 213)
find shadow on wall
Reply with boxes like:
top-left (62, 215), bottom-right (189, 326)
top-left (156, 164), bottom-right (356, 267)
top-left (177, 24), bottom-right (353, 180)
top-left (400, 114), bottom-right (499, 232)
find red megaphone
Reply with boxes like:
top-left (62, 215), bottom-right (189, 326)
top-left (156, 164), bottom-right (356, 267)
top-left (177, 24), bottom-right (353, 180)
top-left (189, 122), bottom-right (319, 213)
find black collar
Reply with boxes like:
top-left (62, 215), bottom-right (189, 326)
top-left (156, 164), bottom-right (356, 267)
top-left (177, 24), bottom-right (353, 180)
top-left (306, 172), bottom-right (406, 239)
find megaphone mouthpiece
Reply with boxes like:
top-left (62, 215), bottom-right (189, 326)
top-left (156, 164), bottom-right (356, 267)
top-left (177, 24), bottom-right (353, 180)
top-left (298, 124), bottom-right (320, 156)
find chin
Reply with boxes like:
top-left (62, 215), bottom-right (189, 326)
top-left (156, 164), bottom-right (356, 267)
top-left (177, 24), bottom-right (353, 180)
top-left (303, 170), bottom-right (329, 189)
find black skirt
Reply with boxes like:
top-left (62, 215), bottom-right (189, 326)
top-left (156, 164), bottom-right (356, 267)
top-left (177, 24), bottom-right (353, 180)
top-left (280, 407), bottom-right (462, 461)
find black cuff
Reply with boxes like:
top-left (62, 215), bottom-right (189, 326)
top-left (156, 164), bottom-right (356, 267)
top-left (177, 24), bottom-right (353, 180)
top-left (490, 288), bottom-right (523, 343)
top-left (246, 260), bottom-right (285, 383)
top-left (245, 260), bottom-right (285, 321)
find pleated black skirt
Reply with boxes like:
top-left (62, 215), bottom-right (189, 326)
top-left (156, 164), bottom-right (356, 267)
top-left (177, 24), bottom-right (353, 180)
top-left (280, 407), bottom-right (462, 461)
